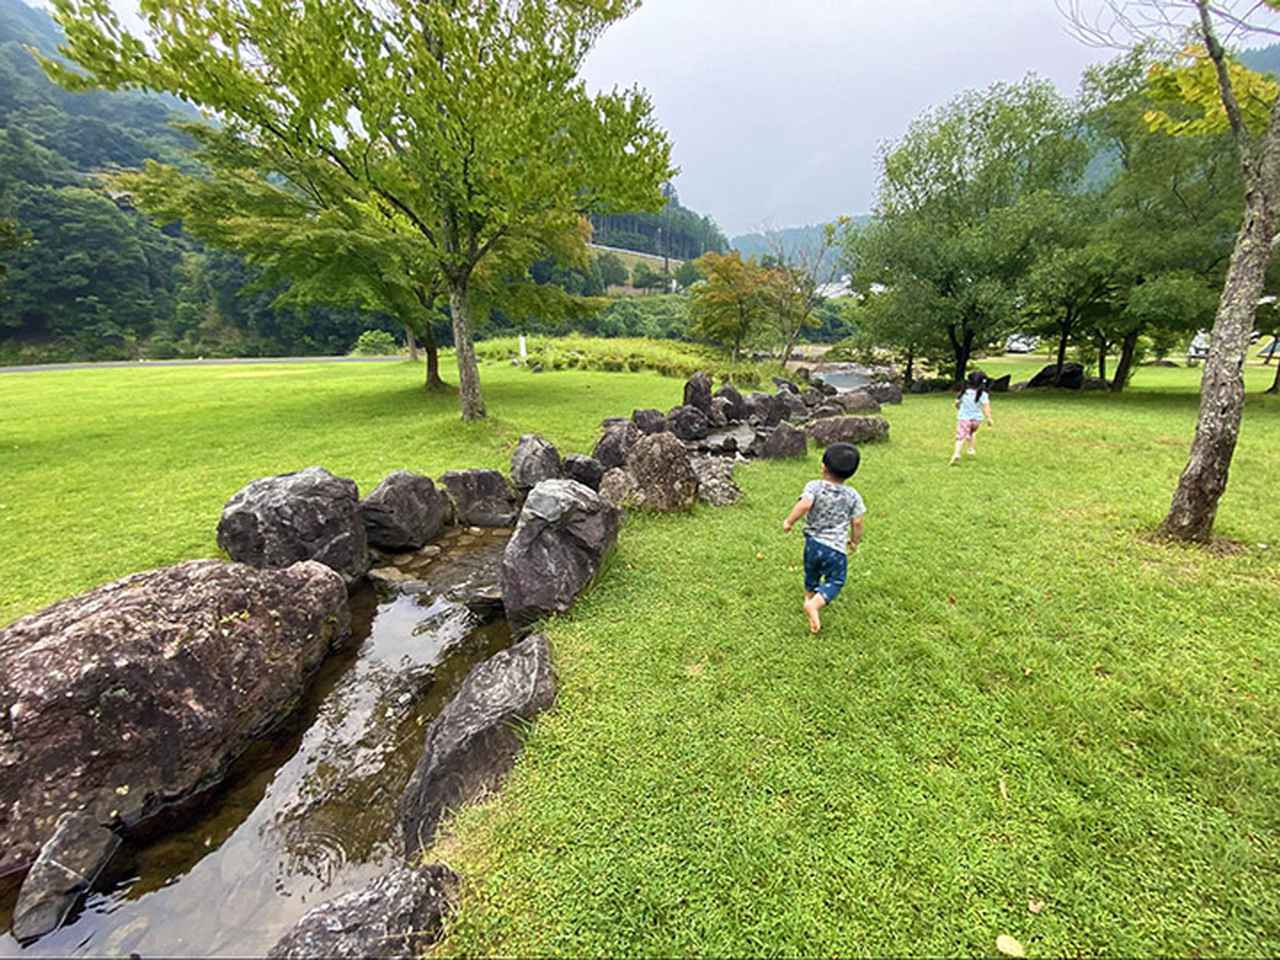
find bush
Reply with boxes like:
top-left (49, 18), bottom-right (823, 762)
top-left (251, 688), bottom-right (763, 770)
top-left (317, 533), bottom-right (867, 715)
top-left (350, 329), bottom-right (400, 356)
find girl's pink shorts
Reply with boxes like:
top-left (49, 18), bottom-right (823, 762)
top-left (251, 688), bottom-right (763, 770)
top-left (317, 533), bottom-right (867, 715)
top-left (956, 419), bottom-right (981, 441)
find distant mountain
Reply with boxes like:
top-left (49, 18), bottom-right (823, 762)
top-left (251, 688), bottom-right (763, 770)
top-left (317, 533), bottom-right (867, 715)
top-left (730, 217), bottom-right (870, 276)
top-left (1239, 42), bottom-right (1280, 77)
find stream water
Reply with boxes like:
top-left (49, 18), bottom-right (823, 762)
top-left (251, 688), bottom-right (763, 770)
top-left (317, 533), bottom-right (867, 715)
top-left (0, 533), bottom-right (514, 958)
top-left (813, 369), bottom-right (870, 391)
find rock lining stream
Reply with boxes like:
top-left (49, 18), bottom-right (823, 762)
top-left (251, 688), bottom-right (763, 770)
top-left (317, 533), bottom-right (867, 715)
top-left (0, 534), bottom-right (513, 959)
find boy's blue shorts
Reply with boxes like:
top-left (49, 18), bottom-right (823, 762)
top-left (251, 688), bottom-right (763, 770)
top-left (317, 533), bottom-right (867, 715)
top-left (803, 536), bottom-right (847, 604)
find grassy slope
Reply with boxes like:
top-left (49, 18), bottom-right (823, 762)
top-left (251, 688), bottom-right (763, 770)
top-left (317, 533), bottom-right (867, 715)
top-left (433, 362), bottom-right (1280, 958)
top-left (3, 353), bottom-right (1278, 955)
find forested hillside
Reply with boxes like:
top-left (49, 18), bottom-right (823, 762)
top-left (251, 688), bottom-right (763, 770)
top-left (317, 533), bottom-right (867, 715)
top-left (0, 0), bottom-right (410, 362)
top-left (731, 219), bottom-right (871, 275)
top-left (589, 184), bottom-right (728, 261)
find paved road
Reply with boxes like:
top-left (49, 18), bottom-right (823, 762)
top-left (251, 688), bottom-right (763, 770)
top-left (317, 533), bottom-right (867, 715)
top-left (0, 356), bottom-right (411, 374)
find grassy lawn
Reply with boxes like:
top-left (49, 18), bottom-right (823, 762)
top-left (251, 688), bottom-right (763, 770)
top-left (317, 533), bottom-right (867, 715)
top-left (3, 349), bottom-right (1278, 955)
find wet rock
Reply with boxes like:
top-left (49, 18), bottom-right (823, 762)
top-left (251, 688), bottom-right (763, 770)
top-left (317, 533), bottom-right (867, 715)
top-left (631, 408), bottom-right (668, 435)
top-left (772, 376), bottom-right (800, 394)
top-left (667, 404), bottom-right (711, 441)
top-left (360, 471), bottom-right (450, 552)
top-left (592, 421), bottom-right (642, 471)
top-left (750, 422), bottom-right (808, 459)
top-left (622, 432), bottom-right (699, 513)
top-left (499, 481), bottom-right (622, 630)
top-left (440, 469), bottom-right (520, 527)
top-left (709, 396), bottom-right (731, 428)
top-left (401, 636), bottom-right (557, 853)
top-left (746, 392), bottom-right (782, 426)
top-left (777, 390), bottom-right (809, 422)
top-left (833, 390), bottom-right (882, 414)
top-left (816, 379), bottom-right (839, 397)
top-left (563, 454), bottom-right (606, 491)
top-left (0, 559), bottom-right (350, 882)
top-left (989, 374), bottom-right (1012, 393)
top-left (691, 456), bottom-right (742, 507)
top-left (714, 384), bottom-right (748, 422)
top-left (683, 370), bottom-right (713, 415)
top-left (217, 466), bottom-right (370, 586)
top-left (511, 434), bottom-right (563, 493)
top-left (267, 864), bottom-right (457, 959)
top-left (12, 812), bottom-right (121, 942)
top-left (806, 415), bottom-right (891, 446)
top-left (1027, 362), bottom-right (1085, 389)
top-left (865, 381), bottom-right (903, 405)
top-left (801, 387), bottom-right (824, 408)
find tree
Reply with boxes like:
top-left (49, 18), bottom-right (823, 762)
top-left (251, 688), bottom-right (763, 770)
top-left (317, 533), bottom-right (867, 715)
top-left (688, 251), bottom-right (770, 362)
top-left (1067, 0), bottom-right (1280, 541)
top-left (761, 219), bottom-right (846, 366)
top-left (673, 259), bottom-right (701, 290)
top-left (0, 216), bottom-right (26, 290)
top-left (849, 78), bottom-right (1088, 383)
top-left (45, 0), bottom-right (674, 420)
top-left (632, 261), bottom-right (661, 292)
top-left (596, 252), bottom-right (629, 288)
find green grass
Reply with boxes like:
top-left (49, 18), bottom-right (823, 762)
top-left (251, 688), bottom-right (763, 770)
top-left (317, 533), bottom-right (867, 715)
top-left (3, 348), bottom-right (1279, 956)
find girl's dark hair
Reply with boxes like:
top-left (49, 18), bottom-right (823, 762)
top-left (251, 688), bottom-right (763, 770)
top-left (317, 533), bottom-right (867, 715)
top-left (959, 370), bottom-right (988, 404)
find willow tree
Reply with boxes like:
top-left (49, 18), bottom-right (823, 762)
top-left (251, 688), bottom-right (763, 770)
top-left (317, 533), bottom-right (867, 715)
top-left (1068, 0), bottom-right (1280, 540)
top-left (43, 0), bottom-right (673, 420)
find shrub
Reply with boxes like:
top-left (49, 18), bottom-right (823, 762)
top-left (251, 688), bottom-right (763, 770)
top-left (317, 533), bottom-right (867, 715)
top-left (350, 329), bottom-right (400, 356)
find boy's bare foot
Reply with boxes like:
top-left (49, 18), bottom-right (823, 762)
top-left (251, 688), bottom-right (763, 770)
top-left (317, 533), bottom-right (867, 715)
top-left (804, 595), bottom-right (822, 633)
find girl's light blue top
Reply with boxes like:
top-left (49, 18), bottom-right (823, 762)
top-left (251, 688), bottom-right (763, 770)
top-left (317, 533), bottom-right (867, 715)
top-left (957, 389), bottom-right (988, 421)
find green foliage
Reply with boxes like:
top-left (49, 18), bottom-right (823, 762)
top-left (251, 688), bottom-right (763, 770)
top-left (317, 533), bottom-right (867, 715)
top-left (590, 184), bottom-right (728, 260)
top-left (472, 334), bottom-right (766, 385)
top-left (596, 252), bottom-right (629, 288)
top-left (1145, 49), bottom-right (1279, 137)
top-left (631, 261), bottom-right (669, 292)
top-left (673, 259), bottom-right (701, 291)
top-left (688, 251), bottom-right (772, 361)
top-left (350, 329), bottom-right (399, 356)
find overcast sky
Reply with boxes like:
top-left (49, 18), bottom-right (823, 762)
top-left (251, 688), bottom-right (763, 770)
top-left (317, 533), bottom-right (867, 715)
top-left (582, 0), bottom-right (1115, 236)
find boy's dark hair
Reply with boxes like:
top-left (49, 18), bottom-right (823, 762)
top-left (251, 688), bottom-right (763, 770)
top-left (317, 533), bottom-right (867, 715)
top-left (822, 442), bottom-right (860, 480)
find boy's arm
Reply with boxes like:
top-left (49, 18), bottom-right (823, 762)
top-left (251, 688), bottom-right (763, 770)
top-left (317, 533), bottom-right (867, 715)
top-left (782, 497), bottom-right (813, 532)
top-left (849, 516), bottom-right (865, 550)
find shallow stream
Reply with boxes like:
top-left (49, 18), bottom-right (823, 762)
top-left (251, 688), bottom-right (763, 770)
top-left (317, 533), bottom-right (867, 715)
top-left (0, 532), bottom-right (514, 958)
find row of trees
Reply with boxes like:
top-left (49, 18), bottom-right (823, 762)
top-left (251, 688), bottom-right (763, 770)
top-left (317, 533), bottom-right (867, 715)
top-left (843, 0), bottom-right (1280, 544)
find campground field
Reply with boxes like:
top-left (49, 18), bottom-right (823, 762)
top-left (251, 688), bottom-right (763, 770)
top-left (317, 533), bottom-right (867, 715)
top-left (1, 349), bottom-right (1277, 955)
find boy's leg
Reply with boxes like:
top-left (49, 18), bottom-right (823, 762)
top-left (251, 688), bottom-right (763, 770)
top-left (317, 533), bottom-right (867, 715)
top-left (804, 544), bottom-right (847, 633)
top-left (802, 539), bottom-right (822, 625)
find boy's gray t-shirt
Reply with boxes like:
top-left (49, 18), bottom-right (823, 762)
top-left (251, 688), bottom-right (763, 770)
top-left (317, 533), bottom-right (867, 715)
top-left (802, 480), bottom-right (866, 554)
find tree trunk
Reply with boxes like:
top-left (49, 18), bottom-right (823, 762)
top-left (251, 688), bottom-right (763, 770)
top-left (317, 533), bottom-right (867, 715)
top-left (950, 327), bottom-right (974, 384)
top-left (423, 330), bottom-right (445, 392)
top-left (781, 329), bottom-right (801, 367)
top-left (447, 280), bottom-right (486, 421)
top-left (904, 346), bottom-right (915, 388)
top-left (405, 323), bottom-right (420, 362)
top-left (1110, 330), bottom-right (1140, 393)
top-left (1161, 176), bottom-right (1275, 540)
top-left (1097, 335), bottom-right (1108, 383)
top-left (1055, 321), bottom-right (1070, 385)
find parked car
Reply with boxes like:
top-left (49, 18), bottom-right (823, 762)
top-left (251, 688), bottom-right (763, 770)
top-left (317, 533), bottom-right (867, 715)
top-left (1187, 332), bottom-right (1211, 365)
top-left (1005, 334), bottom-right (1040, 354)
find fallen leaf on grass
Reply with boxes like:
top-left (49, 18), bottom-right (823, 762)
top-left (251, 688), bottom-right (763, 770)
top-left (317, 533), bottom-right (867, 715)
top-left (996, 934), bottom-right (1026, 957)
top-left (1028, 899), bottom-right (1043, 914)
top-left (947, 594), bottom-right (957, 605)
top-left (756, 552), bottom-right (765, 561)
top-left (998, 777), bottom-right (1009, 802)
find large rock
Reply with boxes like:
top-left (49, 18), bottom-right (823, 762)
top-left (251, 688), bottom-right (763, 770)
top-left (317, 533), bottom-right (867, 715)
top-left (806, 415), bottom-right (891, 446)
top-left (691, 456), bottom-right (742, 507)
top-left (683, 370), bottom-right (713, 415)
top-left (12, 812), bottom-right (121, 942)
top-left (772, 376), bottom-right (800, 394)
top-left (751, 422), bottom-right (808, 459)
top-left (622, 432), bottom-right (699, 513)
top-left (267, 864), bottom-right (457, 959)
top-left (1027, 362), bottom-right (1085, 389)
top-left (908, 377), bottom-right (953, 394)
top-left (833, 390), bottom-right (882, 414)
top-left (812, 403), bottom-right (844, 420)
top-left (597, 467), bottom-right (638, 509)
top-left (499, 480), bottom-right (622, 630)
top-left (801, 387), bottom-right (824, 408)
top-left (592, 421), bottom-right (642, 470)
top-left (511, 434), bottom-right (563, 493)
top-left (631, 408), bottom-right (668, 435)
top-left (989, 374), bottom-right (1012, 393)
top-left (815, 379), bottom-right (839, 397)
top-left (217, 466), bottom-right (370, 585)
top-left (667, 404), bottom-right (711, 442)
top-left (563, 454), bottom-right (606, 491)
top-left (440, 469), bottom-right (520, 527)
top-left (864, 381), bottom-right (903, 405)
top-left (360, 471), bottom-right (450, 551)
top-left (777, 390), bottom-right (809, 422)
top-left (714, 384), bottom-right (748, 422)
top-left (0, 559), bottom-right (350, 883)
top-left (709, 396), bottom-right (731, 428)
top-left (745, 392), bottom-right (782, 426)
top-left (400, 635), bottom-right (557, 854)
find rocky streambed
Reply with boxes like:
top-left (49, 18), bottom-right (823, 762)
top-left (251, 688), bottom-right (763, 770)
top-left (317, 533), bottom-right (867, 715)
top-left (0, 536), bottom-right (513, 958)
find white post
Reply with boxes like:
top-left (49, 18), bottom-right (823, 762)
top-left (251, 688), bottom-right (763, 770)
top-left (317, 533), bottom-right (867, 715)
top-left (518, 334), bottom-right (528, 365)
